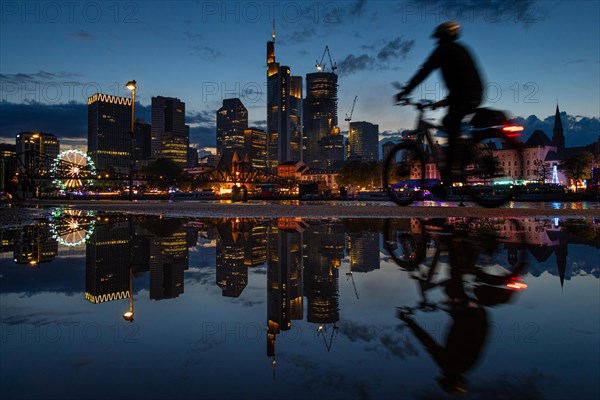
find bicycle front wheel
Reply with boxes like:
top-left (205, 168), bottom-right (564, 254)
top-left (466, 134), bottom-right (524, 208)
top-left (383, 142), bottom-right (425, 206)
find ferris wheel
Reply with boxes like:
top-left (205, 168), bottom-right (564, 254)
top-left (49, 208), bottom-right (97, 247)
top-left (51, 150), bottom-right (96, 191)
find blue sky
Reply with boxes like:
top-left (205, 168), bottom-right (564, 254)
top-left (1, 0), bottom-right (599, 151)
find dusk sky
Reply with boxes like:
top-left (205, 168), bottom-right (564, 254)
top-left (1, 0), bottom-right (599, 152)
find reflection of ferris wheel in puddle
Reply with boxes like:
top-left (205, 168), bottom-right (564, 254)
top-left (51, 150), bottom-right (97, 191)
top-left (49, 209), bottom-right (97, 247)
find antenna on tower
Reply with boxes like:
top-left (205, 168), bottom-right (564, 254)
top-left (272, 19), bottom-right (276, 41)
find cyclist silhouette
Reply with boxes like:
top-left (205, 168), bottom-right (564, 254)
top-left (396, 21), bottom-right (484, 185)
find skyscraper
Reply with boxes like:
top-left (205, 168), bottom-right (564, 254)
top-left (303, 72), bottom-right (338, 169)
top-left (348, 121), bottom-right (379, 162)
top-left (244, 128), bottom-right (268, 170)
top-left (88, 93), bottom-right (132, 174)
top-left (216, 98), bottom-right (248, 158)
top-left (267, 30), bottom-right (302, 170)
top-left (85, 220), bottom-right (130, 304)
top-left (151, 96), bottom-right (188, 166)
top-left (133, 119), bottom-right (152, 164)
top-left (15, 132), bottom-right (60, 175)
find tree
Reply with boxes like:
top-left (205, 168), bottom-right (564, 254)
top-left (558, 151), bottom-right (593, 190)
top-left (142, 158), bottom-right (188, 190)
top-left (533, 159), bottom-right (550, 183)
top-left (337, 161), bottom-right (383, 189)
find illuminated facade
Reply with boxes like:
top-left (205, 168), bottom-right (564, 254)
top-left (16, 131), bottom-right (60, 175)
top-left (217, 98), bottom-right (248, 159)
top-left (152, 96), bottom-right (188, 166)
top-left (348, 121), bottom-right (379, 162)
top-left (216, 219), bottom-right (249, 297)
top-left (14, 222), bottom-right (57, 265)
top-left (267, 218), bottom-right (305, 358)
top-left (347, 231), bottom-right (380, 273)
top-left (303, 72), bottom-right (339, 169)
top-left (243, 128), bottom-right (268, 170)
top-left (150, 230), bottom-right (188, 300)
top-left (85, 220), bottom-right (130, 304)
top-left (303, 222), bottom-right (343, 324)
top-left (87, 93), bottom-right (132, 174)
top-left (266, 33), bottom-right (302, 169)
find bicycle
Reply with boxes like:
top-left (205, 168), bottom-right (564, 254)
top-left (383, 98), bottom-right (525, 207)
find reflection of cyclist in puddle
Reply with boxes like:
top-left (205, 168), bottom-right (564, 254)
top-left (395, 223), bottom-right (526, 396)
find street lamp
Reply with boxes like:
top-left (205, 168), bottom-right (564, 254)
top-left (123, 215), bottom-right (135, 322)
top-left (125, 80), bottom-right (137, 201)
top-left (123, 262), bottom-right (134, 322)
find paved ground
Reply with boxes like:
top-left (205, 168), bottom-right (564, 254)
top-left (3, 199), bottom-right (598, 221)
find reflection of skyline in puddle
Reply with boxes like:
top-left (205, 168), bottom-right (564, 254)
top-left (2, 215), bottom-right (598, 302)
top-left (1, 214), bottom-right (599, 398)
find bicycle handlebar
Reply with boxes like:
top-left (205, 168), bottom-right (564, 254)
top-left (395, 97), bottom-right (441, 111)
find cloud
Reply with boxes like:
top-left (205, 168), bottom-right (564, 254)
top-left (186, 110), bottom-right (214, 125)
top-left (0, 101), bottom-right (152, 143)
top-left (513, 111), bottom-right (600, 147)
top-left (377, 37), bottom-right (415, 62)
top-left (0, 71), bottom-right (83, 86)
top-left (189, 126), bottom-right (216, 149)
top-left (68, 30), bottom-right (96, 41)
top-left (185, 31), bottom-right (222, 59)
top-left (413, 0), bottom-right (546, 26)
top-left (337, 54), bottom-right (375, 75)
top-left (337, 37), bottom-right (415, 75)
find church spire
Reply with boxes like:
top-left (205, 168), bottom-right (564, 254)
top-left (552, 103), bottom-right (565, 154)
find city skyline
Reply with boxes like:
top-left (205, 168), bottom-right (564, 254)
top-left (1, 1), bottom-right (599, 152)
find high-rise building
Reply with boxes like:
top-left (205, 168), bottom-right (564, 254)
top-left (150, 230), bottom-right (188, 300)
top-left (85, 220), bottom-right (131, 304)
top-left (15, 132), bottom-right (60, 175)
top-left (216, 220), bottom-right (249, 298)
top-left (382, 141), bottom-right (396, 162)
top-left (88, 93), bottom-right (132, 174)
top-left (347, 231), bottom-right (380, 273)
top-left (187, 146), bottom-right (199, 168)
top-left (267, 218), bottom-right (305, 359)
top-left (14, 222), bottom-right (58, 265)
top-left (302, 221), bottom-right (343, 325)
top-left (303, 72), bottom-right (338, 169)
top-left (266, 31), bottom-right (302, 169)
top-left (152, 96), bottom-right (188, 166)
top-left (217, 98), bottom-right (248, 159)
top-left (348, 121), bottom-right (379, 162)
top-left (133, 119), bottom-right (152, 163)
top-left (244, 128), bottom-right (268, 170)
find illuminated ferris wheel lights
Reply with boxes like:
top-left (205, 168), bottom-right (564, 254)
top-left (51, 149), bottom-right (96, 191)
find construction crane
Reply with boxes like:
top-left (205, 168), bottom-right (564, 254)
top-left (315, 45), bottom-right (337, 73)
top-left (346, 267), bottom-right (360, 299)
top-left (345, 95), bottom-right (358, 122)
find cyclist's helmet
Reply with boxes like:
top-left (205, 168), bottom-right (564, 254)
top-left (432, 21), bottom-right (461, 41)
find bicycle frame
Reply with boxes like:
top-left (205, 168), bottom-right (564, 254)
top-left (384, 99), bottom-right (525, 207)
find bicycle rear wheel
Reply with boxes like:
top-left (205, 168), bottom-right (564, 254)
top-left (465, 134), bottom-right (524, 207)
top-left (383, 142), bottom-right (425, 206)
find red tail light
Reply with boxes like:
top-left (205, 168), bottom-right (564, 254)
top-left (502, 125), bottom-right (524, 138)
top-left (506, 277), bottom-right (528, 290)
